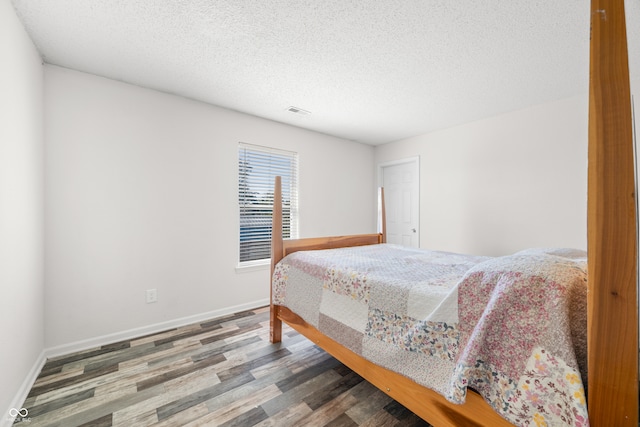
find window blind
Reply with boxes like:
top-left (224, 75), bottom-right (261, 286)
top-left (238, 143), bottom-right (298, 264)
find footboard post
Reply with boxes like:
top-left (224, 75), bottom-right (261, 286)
top-left (270, 305), bottom-right (282, 343)
top-left (270, 176), bottom-right (284, 343)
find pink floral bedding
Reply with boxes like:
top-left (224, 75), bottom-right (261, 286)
top-left (272, 244), bottom-right (588, 426)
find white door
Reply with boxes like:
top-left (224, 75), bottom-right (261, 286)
top-left (380, 158), bottom-right (419, 248)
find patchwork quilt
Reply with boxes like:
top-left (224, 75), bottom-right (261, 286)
top-left (272, 244), bottom-right (589, 427)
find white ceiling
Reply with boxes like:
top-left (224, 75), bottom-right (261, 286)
top-left (10, 0), bottom-right (591, 145)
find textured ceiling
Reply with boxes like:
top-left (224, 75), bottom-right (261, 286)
top-left (11, 0), bottom-right (591, 145)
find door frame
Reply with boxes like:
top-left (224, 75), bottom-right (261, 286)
top-left (377, 156), bottom-right (420, 247)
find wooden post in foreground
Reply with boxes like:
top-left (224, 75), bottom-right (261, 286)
top-left (587, 0), bottom-right (638, 425)
top-left (270, 176), bottom-right (283, 343)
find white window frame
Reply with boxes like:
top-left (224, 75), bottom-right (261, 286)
top-left (237, 143), bottom-right (298, 269)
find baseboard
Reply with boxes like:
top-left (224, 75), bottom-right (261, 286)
top-left (43, 299), bottom-right (269, 359)
top-left (2, 350), bottom-right (47, 427)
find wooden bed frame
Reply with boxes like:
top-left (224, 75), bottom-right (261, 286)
top-left (269, 0), bottom-right (638, 425)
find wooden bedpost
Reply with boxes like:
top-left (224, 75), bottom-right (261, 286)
top-left (587, 0), bottom-right (638, 425)
top-left (379, 187), bottom-right (387, 243)
top-left (270, 176), bottom-right (283, 343)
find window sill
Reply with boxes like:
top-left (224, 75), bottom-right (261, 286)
top-left (235, 260), bottom-right (270, 273)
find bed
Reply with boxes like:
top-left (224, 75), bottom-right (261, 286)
top-left (269, 0), bottom-right (638, 425)
top-left (273, 242), bottom-right (590, 426)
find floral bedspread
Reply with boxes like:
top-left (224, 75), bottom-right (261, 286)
top-left (272, 244), bottom-right (589, 426)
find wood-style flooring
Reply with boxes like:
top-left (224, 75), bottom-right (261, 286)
top-left (14, 307), bottom-right (432, 427)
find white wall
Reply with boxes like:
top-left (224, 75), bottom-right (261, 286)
top-left (44, 65), bottom-right (375, 349)
top-left (375, 95), bottom-right (588, 256)
top-left (0, 0), bottom-right (44, 421)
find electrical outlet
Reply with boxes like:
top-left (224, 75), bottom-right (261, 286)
top-left (146, 289), bottom-right (157, 303)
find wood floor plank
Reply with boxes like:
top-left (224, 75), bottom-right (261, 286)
top-left (285, 343), bottom-right (334, 374)
top-left (130, 328), bottom-right (182, 347)
top-left (204, 367), bottom-right (291, 415)
top-left (275, 354), bottom-right (343, 393)
top-left (193, 384), bottom-right (281, 426)
top-left (113, 408), bottom-right (158, 427)
top-left (345, 381), bottom-right (395, 424)
top-left (15, 308), bottom-right (433, 427)
top-left (253, 402), bottom-right (314, 427)
top-left (303, 370), bottom-right (365, 411)
top-left (248, 342), bottom-right (321, 381)
top-left (99, 356), bottom-right (183, 389)
top-left (325, 412), bottom-right (359, 427)
top-left (216, 406), bottom-right (269, 427)
top-left (33, 361), bottom-right (148, 407)
top-left (155, 372), bottom-right (254, 421)
top-left (26, 389), bottom-right (96, 419)
top-left (201, 309), bottom-right (260, 329)
top-left (261, 368), bottom-right (343, 417)
top-left (199, 323), bottom-right (263, 345)
top-left (25, 384), bottom-right (164, 427)
top-left (137, 353), bottom-right (226, 391)
top-left (216, 347), bottom-right (291, 382)
top-left (162, 363), bottom-right (221, 395)
top-left (76, 413), bottom-right (112, 427)
top-left (117, 340), bottom-right (202, 371)
top-left (43, 342), bottom-right (130, 370)
top-left (359, 410), bottom-right (401, 427)
top-left (153, 323), bottom-right (223, 346)
top-left (191, 335), bottom-right (262, 364)
top-left (152, 402), bottom-right (211, 427)
top-left (384, 400), bottom-right (431, 426)
top-left (295, 389), bottom-right (360, 426)
top-left (82, 341), bottom-right (175, 372)
top-left (31, 366), bottom-right (85, 389)
top-left (28, 364), bottom-right (119, 398)
top-left (112, 365), bottom-right (220, 425)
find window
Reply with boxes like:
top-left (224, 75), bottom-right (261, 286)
top-left (238, 143), bottom-right (298, 265)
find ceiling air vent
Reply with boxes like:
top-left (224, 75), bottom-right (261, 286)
top-left (286, 106), bottom-right (311, 116)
